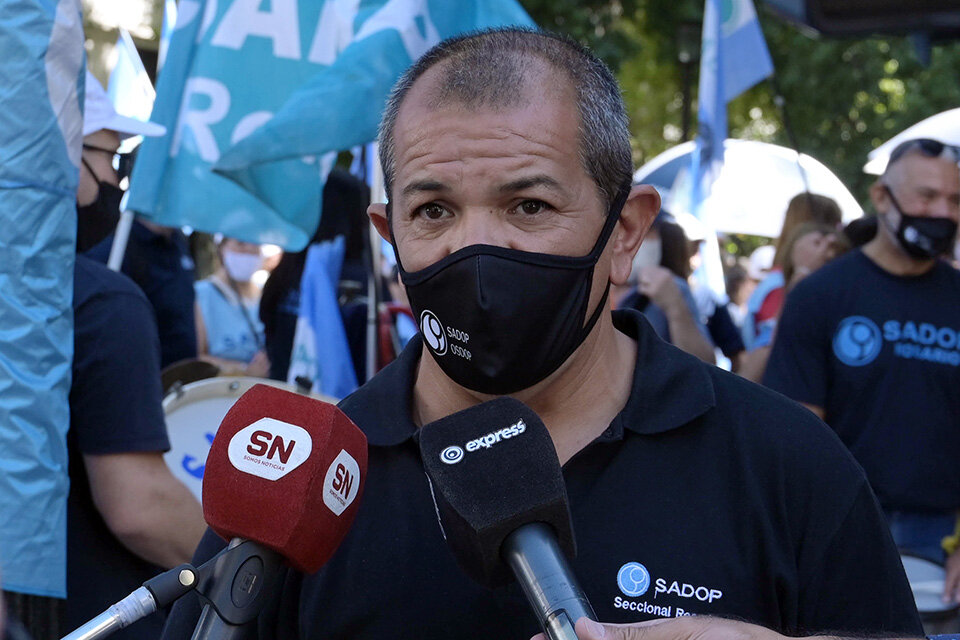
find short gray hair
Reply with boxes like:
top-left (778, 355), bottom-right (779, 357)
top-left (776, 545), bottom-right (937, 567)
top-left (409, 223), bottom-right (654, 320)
top-left (377, 28), bottom-right (633, 210)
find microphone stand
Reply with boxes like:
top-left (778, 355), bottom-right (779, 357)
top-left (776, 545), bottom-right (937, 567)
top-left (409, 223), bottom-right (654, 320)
top-left (189, 538), bottom-right (284, 640)
top-left (61, 564), bottom-right (199, 640)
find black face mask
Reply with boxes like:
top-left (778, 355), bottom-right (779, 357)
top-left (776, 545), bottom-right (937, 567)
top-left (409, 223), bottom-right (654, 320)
top-left (76, 157), bottom-right (123, 253)
top-left (883, 186), bottom-right (959, 259)
top-left (393, 186), bottom-right (629, 395)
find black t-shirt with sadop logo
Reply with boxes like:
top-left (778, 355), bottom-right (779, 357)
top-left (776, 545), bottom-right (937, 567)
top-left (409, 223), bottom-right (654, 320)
top-left (162, 311), bottom-right (921, 640)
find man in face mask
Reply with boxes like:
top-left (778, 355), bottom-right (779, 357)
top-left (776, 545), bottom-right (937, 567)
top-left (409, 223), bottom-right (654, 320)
top-left (162, 29), bottom-right (921, 640)
top-left (76, 70), bottom-right (165, 252)
top-left (79, 72), bottom-right (200, 369)
top-left (65, 71), bottom-right (206, 639)
top-left (765, 138), bottom-right (960, 584)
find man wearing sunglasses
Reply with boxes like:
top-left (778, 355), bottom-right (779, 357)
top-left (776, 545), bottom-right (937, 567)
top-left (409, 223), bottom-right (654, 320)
top-left (765, 137), bottom-right (960, 593)
top-left (66, 72), bottom-right (207, 638)
top-left (81, 72), bottom-right (199, 369)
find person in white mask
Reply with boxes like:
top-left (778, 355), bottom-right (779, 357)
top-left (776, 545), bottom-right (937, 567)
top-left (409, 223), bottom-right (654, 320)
top-left (614, 213), bottom-right (716, 364)
top-left (194, 236), bottom-right (271, 377)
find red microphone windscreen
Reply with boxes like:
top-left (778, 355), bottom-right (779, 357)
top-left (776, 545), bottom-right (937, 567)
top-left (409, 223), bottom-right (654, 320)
top-left (202, 384), bottom-right (367, 573)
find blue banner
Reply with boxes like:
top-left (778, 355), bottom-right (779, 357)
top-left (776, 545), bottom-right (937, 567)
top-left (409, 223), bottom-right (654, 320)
top-left (0, 0), bottom-right (84, 597)
top-left (128, 0), bottom-right (533, 251)
top-left (287, 237), bottom-right (358, 399)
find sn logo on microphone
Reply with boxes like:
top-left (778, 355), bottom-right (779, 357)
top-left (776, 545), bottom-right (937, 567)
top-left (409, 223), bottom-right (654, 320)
top-left (228, 419), bottom-right (313, 481)
top-left (323, 450), bottom-right (361, 516)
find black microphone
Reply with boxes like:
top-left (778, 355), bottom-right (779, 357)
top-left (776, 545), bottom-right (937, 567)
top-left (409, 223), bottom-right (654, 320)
top-left (419, 397), bottom-right (595, 640)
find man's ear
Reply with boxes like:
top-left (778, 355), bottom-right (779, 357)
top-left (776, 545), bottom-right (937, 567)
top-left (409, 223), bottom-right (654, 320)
top-left (869, 179), bottom-right (891, 215)
top-left (368, 202), bottom-right (391, 242)
top-left (609, 184), bottom-right (660, 285)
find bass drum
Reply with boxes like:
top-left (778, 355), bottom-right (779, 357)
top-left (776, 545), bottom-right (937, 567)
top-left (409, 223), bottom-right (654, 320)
top-left (162, 377), bottom-right (336, 503)
top-left (900, 553), bottom-right (960, 635)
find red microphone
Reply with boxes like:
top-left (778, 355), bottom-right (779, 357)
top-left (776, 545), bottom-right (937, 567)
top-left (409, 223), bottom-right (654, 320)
top-left (192, 384), bottom-right (367, 639)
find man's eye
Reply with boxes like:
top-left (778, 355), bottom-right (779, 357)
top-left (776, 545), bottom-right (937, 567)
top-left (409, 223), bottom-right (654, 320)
top-left (418, 204), bottom-right (448, 220)
top-left (517, 200), bottom-right (548, 215)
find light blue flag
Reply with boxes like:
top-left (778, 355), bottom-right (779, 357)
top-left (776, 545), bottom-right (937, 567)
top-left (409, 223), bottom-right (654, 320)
top-left (158, 0), bottom-right (178, 72)
top-left (213, 0), bottom-right (534, 222)
top-left (0, 0), bottom-right (84, 597)
top-left (688, 0), bottom-right (773, 296)
top-left (287, 236), bottom-right (358, 399)
top-left (126, 0), bottom-right (348, 250)
top-left (127, 0), bottom-right (533, 251)
top-left (720, 0), bottom-right (774, 101)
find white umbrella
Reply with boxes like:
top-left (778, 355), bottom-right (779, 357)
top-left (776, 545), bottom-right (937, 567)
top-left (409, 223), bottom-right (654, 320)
top-left (864, 108), bottom-right (960, 175)
top-left (634, 139), bottom-right (863, 238)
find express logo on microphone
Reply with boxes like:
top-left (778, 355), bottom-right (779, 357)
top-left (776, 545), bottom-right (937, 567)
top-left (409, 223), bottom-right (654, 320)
top-left (322, 450), bottom-right (361, 516)
top-left (437, 419), bottom-right (527, 464)
top-left (228, 418), bottom-right (312, 481)
top-left (440, 446), bottom-right (465, 464)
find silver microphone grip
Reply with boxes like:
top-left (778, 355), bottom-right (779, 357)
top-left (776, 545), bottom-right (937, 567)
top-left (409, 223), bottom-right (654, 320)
top-left (502, 522), bottom-right (596, 640)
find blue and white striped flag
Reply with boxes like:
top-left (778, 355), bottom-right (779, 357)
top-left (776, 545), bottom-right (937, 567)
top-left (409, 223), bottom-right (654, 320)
top-left (0, 0), bottom-right (84, 597)
top-left (689, 0), bottom-right (773, 296)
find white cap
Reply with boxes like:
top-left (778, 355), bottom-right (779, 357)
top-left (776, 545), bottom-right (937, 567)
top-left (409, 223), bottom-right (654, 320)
top-left (83, 70), bottom-right (166, 139)
top-left (748, 245), bottom-right (775, 280)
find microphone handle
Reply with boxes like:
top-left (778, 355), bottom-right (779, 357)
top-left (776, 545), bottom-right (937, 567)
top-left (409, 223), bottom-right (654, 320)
top-left (190, 604), bottom-right (252, 640)
top-left (502, 522), bottom-right (596, 640)
top-left (190, 539), bottom-right (284, 640)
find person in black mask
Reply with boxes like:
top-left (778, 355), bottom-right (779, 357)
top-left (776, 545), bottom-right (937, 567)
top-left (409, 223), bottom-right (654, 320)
top-left (765, 137), bottom-right (960, 586)
top-left (80, 73), bottom-right (199, 370)
top-left (76, 70), bottom-right (165, 253)
top-left (162, 29), bottom-right (921, 640)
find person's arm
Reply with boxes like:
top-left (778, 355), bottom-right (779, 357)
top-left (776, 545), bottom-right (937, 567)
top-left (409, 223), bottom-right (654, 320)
top-left (194, 300), bottom-right (270, 376)
top-left (533, 615), bottom-right (923, 640)
top-left (638, 267), bottom-right (716, 364)
top-left (85, 451), bottom-right (206, 568)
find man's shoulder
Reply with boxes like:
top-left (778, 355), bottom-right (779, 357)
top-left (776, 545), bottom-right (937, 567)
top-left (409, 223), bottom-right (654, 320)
top-left (74, 255), bottom-right (149, 311)
top-left (705, 365), bottom-right (857, 466)
top-left (782, 251), bottom-right (867, 308)
top-left (337, 337), bottom-right (421, 446)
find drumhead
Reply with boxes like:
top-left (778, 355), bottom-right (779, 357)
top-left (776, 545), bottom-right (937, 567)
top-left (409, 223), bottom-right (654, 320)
top-left (901, 553), bottom-right (959, 619)
top-left (162, 377), bottom-right (336, 503)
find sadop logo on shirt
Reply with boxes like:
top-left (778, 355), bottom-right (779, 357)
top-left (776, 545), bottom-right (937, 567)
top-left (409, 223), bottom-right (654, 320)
top-left (617, 562), bottom-right (651, 597)
top-left (833, 316), bottom-right (882, 366)
top-left (833, 315), bottom-right (960, 367)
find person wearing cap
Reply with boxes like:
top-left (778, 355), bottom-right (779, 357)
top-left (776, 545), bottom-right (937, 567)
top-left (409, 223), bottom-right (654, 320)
top-left (64, 72), bottom-right (206, 639)
top-left (764, 138), bottom-right (960, 591)
top-left (81, 71), bottom-right (199, 370)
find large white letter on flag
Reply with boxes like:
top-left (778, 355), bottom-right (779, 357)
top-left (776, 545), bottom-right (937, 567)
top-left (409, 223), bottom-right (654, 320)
top-left (127, 0), bottom-right (534, 250)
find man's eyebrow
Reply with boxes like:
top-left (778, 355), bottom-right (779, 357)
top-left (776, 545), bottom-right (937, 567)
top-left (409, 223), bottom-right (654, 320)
top-left (401, 180), bottom-right (448, 197)
top-left (498, 175), bottom-right (564, 194)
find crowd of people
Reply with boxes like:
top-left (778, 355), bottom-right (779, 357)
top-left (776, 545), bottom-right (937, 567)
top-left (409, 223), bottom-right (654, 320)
top-left (4, 25), bottom-right (960, 640)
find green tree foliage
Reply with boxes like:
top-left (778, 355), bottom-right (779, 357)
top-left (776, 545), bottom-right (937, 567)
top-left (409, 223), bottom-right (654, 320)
top-left (520, 1), bottom-right (960, 208)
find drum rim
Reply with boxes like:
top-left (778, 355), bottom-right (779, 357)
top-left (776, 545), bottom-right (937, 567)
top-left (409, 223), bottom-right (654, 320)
top-left (163, 376), bottom-right (337, 414)
top-left (900, 550), bottom-right (960, 618)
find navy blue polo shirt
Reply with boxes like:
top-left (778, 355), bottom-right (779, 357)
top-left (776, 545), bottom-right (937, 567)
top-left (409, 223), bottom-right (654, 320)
top-left (67, 256), bottom-right (170, 639)
top-left (87, 221), bottom-right (197, 368)
top-left (162, 310), bottom-right (920, 640)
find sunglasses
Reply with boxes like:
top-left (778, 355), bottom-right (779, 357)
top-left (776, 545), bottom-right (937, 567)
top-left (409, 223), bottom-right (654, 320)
top-left (82, 144), bottom-right (137, 182)
top-left (888, 138), bottom-right (960, 166)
